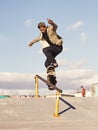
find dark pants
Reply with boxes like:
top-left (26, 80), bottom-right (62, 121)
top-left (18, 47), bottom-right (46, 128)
top-left (42, 45), bottom-right (63, 68)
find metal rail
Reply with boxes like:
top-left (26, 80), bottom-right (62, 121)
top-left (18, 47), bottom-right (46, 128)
top-left (34, 74), bottom-right (75, 117)
top-left (35, 74), bottom-right (63, 93)
top-left (34, 74), bottom-right (63, 117)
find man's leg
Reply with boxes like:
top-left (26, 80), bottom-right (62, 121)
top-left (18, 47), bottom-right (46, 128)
top-left (43, 45), bottom-right (63, 68)
top-left (49, 45), bottom-right (63, 67)
top-left (43, 47), bottom-right (55, 68)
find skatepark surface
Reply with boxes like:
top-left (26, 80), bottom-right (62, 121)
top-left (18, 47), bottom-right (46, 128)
top-left (0, 96), bottom-right (98, 130)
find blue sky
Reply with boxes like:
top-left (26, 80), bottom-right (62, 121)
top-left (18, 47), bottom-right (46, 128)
top-left (0, 0), bottom-right (98, 91)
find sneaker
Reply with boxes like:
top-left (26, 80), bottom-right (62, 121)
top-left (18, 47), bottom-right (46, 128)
top-left (47, 65), bottom-right (55, 73)
top-left (48, 86), bottom-right (55, 90)
top-left (52, 63), bottom-right (58, 68)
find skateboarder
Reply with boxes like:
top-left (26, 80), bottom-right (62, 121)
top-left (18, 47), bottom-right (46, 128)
top-left (28, 19), bottom-right (63, 90)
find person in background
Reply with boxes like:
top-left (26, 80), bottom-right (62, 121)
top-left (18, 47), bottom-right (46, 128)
top-left (81, 86), bottom-right (86, 97)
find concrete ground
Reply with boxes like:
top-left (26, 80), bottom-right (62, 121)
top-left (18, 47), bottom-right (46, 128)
top-left (0, 96), bottom-right (98, 130)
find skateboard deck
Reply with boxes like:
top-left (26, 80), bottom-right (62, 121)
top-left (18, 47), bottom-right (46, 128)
top-left (47, 65), bottom-right (57, 90)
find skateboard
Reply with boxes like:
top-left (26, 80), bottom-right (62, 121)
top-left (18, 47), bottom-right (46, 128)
top-left (47, 65), bottom-right (57, 90)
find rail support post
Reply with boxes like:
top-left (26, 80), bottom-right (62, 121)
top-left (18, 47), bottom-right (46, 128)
top-left (34, 75), bottom-right (39, 98)
top-left (54, 91), bottom-right (61, 117)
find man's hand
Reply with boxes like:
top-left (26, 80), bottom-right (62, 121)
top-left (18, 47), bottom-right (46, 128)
top-left (28, 42), bottom-right (33, 47)
top-left (47, 18), bottom-right (53, 24)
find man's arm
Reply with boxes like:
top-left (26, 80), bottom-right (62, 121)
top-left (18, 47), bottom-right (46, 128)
top-left (28, 36), bottom-right (40, 47)
top-left (47, 18), bottom-right (58, 32)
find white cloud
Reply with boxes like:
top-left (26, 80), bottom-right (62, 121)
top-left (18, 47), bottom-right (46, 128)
top-left (56, 68), bottom-right (96, 90)
top-left (24, 19), bottom-right (33, 27)
top-left (0, 67), bottom-right (97, 91)
top-left (58, 59), bottom-right (70, 67)
top-left (0, 72), bottom-right (36, 89)
top-left (57, 69), bottom-right (94, 80)
top-left (67, 20), bottom-right (84, 30)
top-left (0, 72), bottom-right (33, 82)
top-left (58, 59), bottom-right (87, 68)
top-left (68, 59), bottom-right (88, 69)
top-left (55, 59), bottom-right (97, 90)
top-left (80, 32), bottom-right (88, 44)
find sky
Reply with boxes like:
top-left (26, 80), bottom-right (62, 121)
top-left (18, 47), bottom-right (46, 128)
top-left (0, 0), bottom-right (98, 91)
